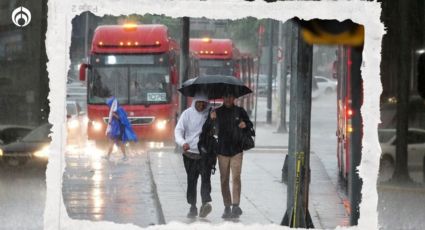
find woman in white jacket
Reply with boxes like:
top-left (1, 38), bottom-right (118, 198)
top-left (174, 92), bottom-right (212, 218)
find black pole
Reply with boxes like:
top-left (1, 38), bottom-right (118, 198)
top-left (281, 21), bottom-right (293, 182)
top-left (349, 46), bottom-right (363, 225)
top-left (179, 17), bottom-right (190, 114)
top-left (254, 24), bottom-right (264, 135)
top-left (267, 19), bottom-right (274, 124)
top-left (281, 20), bottom-right (314, 228)
top-left (277, 21), bottom-right (291, 133)
top-left (282, 20), bottom-right (299, 223)
top-left (392, 0), bottom-right (412, 182)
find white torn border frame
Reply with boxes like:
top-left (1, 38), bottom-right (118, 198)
top-left (45, 0), bottom-right (384, 229)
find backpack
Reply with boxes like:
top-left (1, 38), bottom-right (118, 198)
top-left (237, 107), bottom-right (255, 151)
top-left (198, 111), bottom-right (218, 174)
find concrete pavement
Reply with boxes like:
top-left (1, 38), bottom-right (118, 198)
top-left (148, 123), bottom-right (349, 229)
top-left (61, 92), bottom-right (350, 228)
top-left (0, 159), bottom-right (47, 230)
top-left (62, 143), bottom-right (162, 227)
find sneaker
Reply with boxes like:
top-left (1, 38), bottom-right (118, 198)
top-left (187, 205), bottom-right (198, 218)
top-left (121, 156), bottom-right (128, 161)
top-left (199, 203), bottom-right (212, 218)
top-left (221, 206), bottom-right (232, 219)
top-left (231, 205), bottom-right (243, 218)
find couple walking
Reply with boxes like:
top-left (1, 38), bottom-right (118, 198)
top-left (175, 92), bottom-right (254, 219)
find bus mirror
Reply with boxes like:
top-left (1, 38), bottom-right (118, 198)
top-left (79, 63), bottom-right (88, 81)
top-left (417, 53), bottom-right (425, 99)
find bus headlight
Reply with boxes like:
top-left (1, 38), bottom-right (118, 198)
top-left (92, 121), bottom-right (103, 131)
top-left (34, 146), bottom-right (50, 158)
top-left (68, 119), bottom-right (79, 129)
top-left (155, 119), bottom-right (168, 131)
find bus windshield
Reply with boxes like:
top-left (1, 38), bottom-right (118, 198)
top-left (88, 54), bottom-right (171, 105)
top-left (199, 59), bottom-right (233, 76)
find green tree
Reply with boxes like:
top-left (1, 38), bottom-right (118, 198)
top-left (228, 17), bottom-right (266, 54)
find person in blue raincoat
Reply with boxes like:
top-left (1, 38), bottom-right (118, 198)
top-left (104, 97), bottom-right (137, 160)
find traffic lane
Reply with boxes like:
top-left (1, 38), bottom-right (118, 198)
top-left (62, 142), bottom-right (161, 227)
top-left (0, 159), bottom-right (47, 230)
top-left (378, 185), bottom-right (425, 229)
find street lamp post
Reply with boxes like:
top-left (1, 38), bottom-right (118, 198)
top-left (281, 20), bottom-right (314, 229)
top-left (267, 19), bottom-right (274, 124)
top-left (179, 17), bottom-right (190, 114)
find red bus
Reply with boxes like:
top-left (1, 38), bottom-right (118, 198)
top-left (79, 24), bottom-right (180, 142)
top-left (189, 38), bottom-right (255, 114)
top-left (336, 46), bottom-right (352, 180)
top-left (190, 38), bottom-right (240, 77)
top-left (335, 45), bottom-right (363, 185)
top-left (334, 44), bottom-right (363, 223)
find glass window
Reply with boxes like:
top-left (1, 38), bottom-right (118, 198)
top-left (408, 131), bottom-right (425, 144)
top-left (22, 124), bottom-right (51, 142)
top-left (378, 130), bottom-right (395, 143)
top-left (87, 54), bottom-right (171, 105)
top-left (88, 67), bottom-right (128, 104)
top-left (66, 104), bottom-right (77, 116)
top-left (199, 59), bottom-right (233, 76)
top-left (129, 66), bottom-right (170, 104)
top-left (415, 131), bottom-right (425, 143)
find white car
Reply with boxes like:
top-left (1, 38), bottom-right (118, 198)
top-left (66, 100), bottom-right (87, 144)
top-left (256, 74), bottom-right (277, 96)
top-left (314, 76), bottom-right (337, 94)
top-left (274, 74), bottom-right (322, 99)
top-left (379, 128), bottom-right (425, 177)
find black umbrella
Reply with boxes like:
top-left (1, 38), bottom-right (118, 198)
top-left (178, 75), bottom-right (252, 99)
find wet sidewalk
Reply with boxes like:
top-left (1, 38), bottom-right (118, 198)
top-left (377, 171), bottom-right (425, 229)
top-left (62, 143), bottom-right (161, 227)
top-left (148, 146), bottom-right (349, 228)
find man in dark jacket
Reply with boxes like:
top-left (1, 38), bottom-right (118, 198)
top-left (209, 92), bottom-right (253, 219)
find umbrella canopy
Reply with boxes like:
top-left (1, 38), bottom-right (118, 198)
top-left (178, 75), bottom-right (252, 99)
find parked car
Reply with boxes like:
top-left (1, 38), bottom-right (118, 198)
top-left (0, 123), bottom-right (52, 166)
top-left (256, 74), bottom-right (277, 96)
top-left (67, 81), bottom-right (87, 110)
top-left (380, 95), bottom-right (425, 129)
top-left (280, 74), bottom-right (323, 99)
top-left (0, 125), bottom-right (34, 146)
top-left (379, 128), bottom-right (425, 176)
top-left (314, 76), bottom-right (337, 94)
top-left (66, 100), bottom-right (87, 144)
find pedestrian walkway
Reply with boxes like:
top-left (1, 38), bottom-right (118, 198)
top-left (253, 123), bottom-right (288, 149)
top-left (148, 148), bottom-right (349, 228)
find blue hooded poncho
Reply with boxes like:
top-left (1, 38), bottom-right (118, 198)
top-left (106, 97), bottom-right (138, 143)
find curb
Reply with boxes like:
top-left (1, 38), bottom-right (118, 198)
top-left (377, 183), bottom-right (425, 193)
top-left (247, 146), bottom-right (288, 154)
top-left (146, 151), bottom-right (166, 224)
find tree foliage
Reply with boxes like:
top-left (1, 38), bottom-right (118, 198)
top-left (228, 17), bottom-right (265, 54)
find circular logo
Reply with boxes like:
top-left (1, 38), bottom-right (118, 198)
top-left (11, 6), bottom-right (31, 27)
